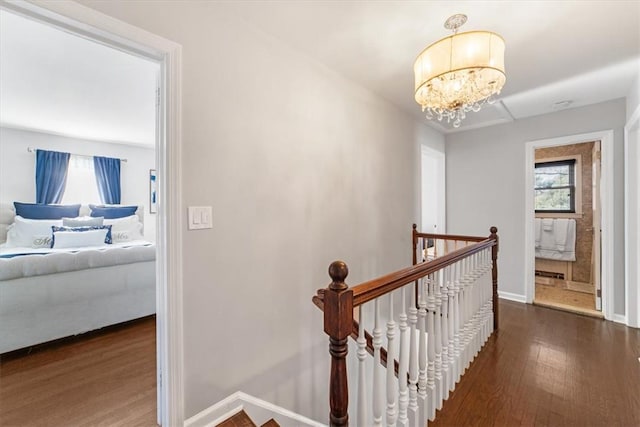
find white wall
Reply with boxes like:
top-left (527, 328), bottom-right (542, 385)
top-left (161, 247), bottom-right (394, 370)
top-left (445, 99), bottom-right (627, 315)
top-left (79, 0), bottom-right (433, 422)
top-left (0, 127), bottom-right (156, 241)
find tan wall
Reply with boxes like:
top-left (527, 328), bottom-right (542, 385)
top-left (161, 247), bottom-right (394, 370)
top-left (535, 141), bottom-right (596, 284)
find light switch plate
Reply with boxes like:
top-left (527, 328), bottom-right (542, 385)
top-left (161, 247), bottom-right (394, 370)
top-left (188, 206), bottom-right (212, 230)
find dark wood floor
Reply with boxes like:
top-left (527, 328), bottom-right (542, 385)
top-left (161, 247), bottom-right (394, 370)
top-left (1, 303), bottom-right (638, 426)
top-left (432, 300), bottom-right (640, 426)
top-left (0, 317), bottom-right (157, 427)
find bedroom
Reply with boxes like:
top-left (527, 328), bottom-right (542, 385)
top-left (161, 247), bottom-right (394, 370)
top-left (0, 7), bottom-right (160, 422)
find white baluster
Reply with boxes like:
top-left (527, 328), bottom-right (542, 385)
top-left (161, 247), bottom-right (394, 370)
top-left (397, 286), bottom-right (409, 427)
top-left (440, 268), bottom-right (450, 401)
top-left (457, 258), bottom-right (466, 376)
top-left (417, 278), bottom-right (428, 424)
top-left (465, 255), bottom-right (474, 370)
top-left (434, 269), bottom-right (443, 409)
top-left (373, 298), bottom-right (383, 427)
top-left (357, 307), bottom-right (368, 427)
top-left (474, 253), bottom-right (483, 356)
top-left (485, 248), bottom-right (493, 340)
top-left (426, 273), bottom-right (436, 421)
top-left (386, 292), bottom-right (397, 427)
top-left (453, 260), bottom-right (462, 383)
top-left (447, 264), bottom-right (456, 392)
top-left (407, 283), bottom-right (419, 427)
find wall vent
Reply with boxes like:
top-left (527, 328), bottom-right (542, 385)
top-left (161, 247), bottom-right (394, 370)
top-left (535, 270), bottom-right (565, 280)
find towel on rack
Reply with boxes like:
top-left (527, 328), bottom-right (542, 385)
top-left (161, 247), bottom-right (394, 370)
top-left (535, 218), bottom-right (577, 261)
top-left (555, 219), bottom-right (570, 251)
top-left (535, 218), bottom-right (542, 248)
top-left (542, 218), bottom-right (554, 231)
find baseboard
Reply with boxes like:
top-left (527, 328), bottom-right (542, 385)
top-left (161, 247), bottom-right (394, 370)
top-left (612, 314), bottom-right (628, 325)
top-left (184, 391), bottom-right (325, 427)
top-left (498, 291), bottom-right (527, 303)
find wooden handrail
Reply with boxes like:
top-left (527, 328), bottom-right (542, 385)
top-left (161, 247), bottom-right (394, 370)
top-left (314, 226), bottom-right (499, 426)
top-left (350, 238), bottom-right (496, 307)
top-left (413, 230), bottom-right (487, 243)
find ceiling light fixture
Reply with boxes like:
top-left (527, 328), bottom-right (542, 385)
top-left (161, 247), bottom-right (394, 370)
top-left (414, 14), bottom-right (506, 128)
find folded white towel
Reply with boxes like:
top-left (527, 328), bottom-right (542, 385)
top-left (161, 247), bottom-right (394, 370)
top-left (542, 218), bottom-right (554, 231)
top-left (535, 218), bottom-right (542, 248)
top-left (555, 219), bottom-right (570, 251)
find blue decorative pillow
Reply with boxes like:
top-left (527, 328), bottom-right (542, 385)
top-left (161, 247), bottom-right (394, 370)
top-left (51, 225), bottom-right (113, 248)
top-left (14, 202), bottom-right (81, 220)
top-left (89, 205), bottom-right (138, 219)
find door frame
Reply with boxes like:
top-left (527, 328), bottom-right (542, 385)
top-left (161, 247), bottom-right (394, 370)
top-left (524, 130), bottom-right (614, 321)
top-left (0, 0), bottom-right (185, 425)
top-left (625, 105), bottom-right (640, 327)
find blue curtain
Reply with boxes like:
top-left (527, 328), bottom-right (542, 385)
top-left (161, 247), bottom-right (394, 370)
top-left (93, 156), bottom-right (121, 204)
top-left (36, 149), bottom-right (71, 204)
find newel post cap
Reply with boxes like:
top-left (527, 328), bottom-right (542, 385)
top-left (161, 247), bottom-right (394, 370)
top-left (328, 261), bottom-right (349, 290)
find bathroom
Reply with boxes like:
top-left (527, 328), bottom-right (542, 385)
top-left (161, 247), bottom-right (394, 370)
top-left (534, 140), bottom-right (602, 316)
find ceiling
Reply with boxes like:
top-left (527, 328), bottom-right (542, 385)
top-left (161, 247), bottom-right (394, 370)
top-left (223, 0), bottom-right (640, 133)
top-left (0, 10), bottom-right (159, 147)
top-left (0, 2), bottom-right (638, 140)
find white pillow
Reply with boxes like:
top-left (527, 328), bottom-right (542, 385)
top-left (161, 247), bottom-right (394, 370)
top-left (32, 235), bottom-right (53, 248)
top-left (103, 215), bottom-right (139, 227)
top-left (52, 228), bottom-right (110, 249)
top-left (104, 215), bottom-right (144, 243)
top-left (63, 216), bottom-right (104, 227)
top-left (5, 216), bottom-right (63, 248)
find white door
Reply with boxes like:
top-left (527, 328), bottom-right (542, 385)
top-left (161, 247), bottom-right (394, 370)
top-left (421, 145), bottom-right (446, 234)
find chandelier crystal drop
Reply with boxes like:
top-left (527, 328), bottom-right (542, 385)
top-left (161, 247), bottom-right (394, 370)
top-left (414, 14), bottom-right (506, 128)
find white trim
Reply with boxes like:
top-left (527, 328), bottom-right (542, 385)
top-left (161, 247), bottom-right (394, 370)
top-left (1, 1), bottom-right (185, 425)
top-left (625, 104), bottom-right (640, 328)
top-left (185, 392), bottom-right (326, 427)
top-left (612, 314), bottom-right (628, 325)
top-left (209, 407), bottom-right (245, 427)
top-left (498, 291), bottom-right (527, 303)
top-left (524, 130), bottom-right (615, 321)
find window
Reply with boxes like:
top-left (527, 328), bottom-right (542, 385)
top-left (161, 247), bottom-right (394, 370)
top-left (61, 155), bottom-right (102, 205)
top-left (535, 159), bottom-right (576, 213)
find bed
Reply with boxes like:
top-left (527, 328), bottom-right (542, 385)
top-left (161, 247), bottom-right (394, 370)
top-left (0, 203), bottom-right (156, 354)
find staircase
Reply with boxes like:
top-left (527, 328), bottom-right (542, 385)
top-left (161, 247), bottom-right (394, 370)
top-left (184, 391), bottom-right (324, 427)
top-left (216, 409), bottom-right (279, 427)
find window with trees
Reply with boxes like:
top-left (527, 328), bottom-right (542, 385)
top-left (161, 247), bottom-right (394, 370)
top-left (535, 159), bottom-right (576, 213)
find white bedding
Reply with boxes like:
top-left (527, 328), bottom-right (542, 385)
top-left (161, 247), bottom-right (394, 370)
top-left (0, 240), bottom-right (155, 281)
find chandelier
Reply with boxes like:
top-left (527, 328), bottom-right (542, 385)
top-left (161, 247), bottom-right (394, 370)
top-left (414, 14), bottom-right (506, 128)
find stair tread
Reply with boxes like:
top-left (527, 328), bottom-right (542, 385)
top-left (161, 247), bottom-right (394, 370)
top-left (260, 419), bottom-right (280, 427)
top-left (216, 409), bottom-right (257, 427)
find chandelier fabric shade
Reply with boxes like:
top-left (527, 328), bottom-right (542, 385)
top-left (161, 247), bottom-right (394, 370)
top-left (414, 25), bottom-right (506, 127)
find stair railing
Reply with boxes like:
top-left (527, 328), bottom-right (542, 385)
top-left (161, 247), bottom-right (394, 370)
top-left (312, 226), bottom-right (498, 426)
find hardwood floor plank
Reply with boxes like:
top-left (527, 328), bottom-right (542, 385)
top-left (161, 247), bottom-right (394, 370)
top-left (431, 300), bottom-right (640, 426)
top-left (0, 317), bottom-right (156, 427)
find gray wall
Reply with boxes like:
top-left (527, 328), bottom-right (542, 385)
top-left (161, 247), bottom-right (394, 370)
top-left (79, 0), bottom-right (441, 421)
top-left (445, 99), bottom-right (627, 315)
top-left (627, 74), bottom-right (639, 122)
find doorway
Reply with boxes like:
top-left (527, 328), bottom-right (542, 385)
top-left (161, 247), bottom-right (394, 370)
top-left (524, 130), bottom-right (615, 321)
top-left (421, 145), bottom-right (446, 235)
top-left (0, 1), bottom-right (183, 425)
top-left (532, 141), bottom-right (602, 317)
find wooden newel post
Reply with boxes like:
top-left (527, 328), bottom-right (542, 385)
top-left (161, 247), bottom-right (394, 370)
top-left (490, 226), bottom-right (499, 331)
top-left (324, 261), bottom-right (353, 427)
top-left (412, 223), bottom-right (418, 266)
